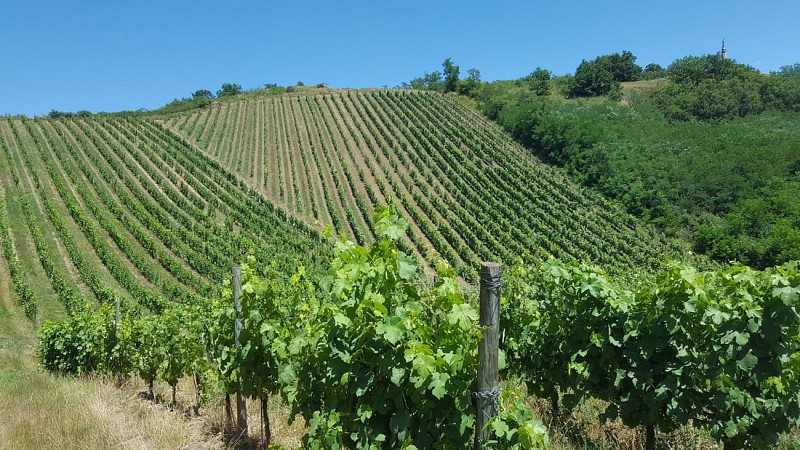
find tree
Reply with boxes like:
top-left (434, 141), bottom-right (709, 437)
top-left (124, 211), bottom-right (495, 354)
top-left (457, 68), bottom-right (481, 96)
top-left (405, 58), bottom-right (467, 93)
top-left (761, 75), bottom-right (800, 112)
top-left (192, 89), bottom-right (214, 100)
top-left (605, 50), bottom-right (642, 82)
top-left (640, 63), bottom-right (667, 80)
top-left (773, 63), bottom-right (800, 78)
top-left (568, 51), bottom-right (641, 98)
top-left (442, 58), bottom-right (460, 93)
top-left (570, 59), bottom-right (618, 97)
top-left (48, 110), bottom-right (72, 118)
top-left (667, 55), bottom-right (759, 85)
top-left (653, 55), bottom-right (784, 121)
top-left (216, 83), bottom-right (242, 97)
top-left (526, 67), bottom-right (552, 96)
top-left (408, 71), bottom-right (442, 90)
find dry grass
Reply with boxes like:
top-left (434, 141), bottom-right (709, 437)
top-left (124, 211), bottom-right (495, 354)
top-left (506, 377), bottom-right (722, 450)
top-left (539, 399), bottom-right (719, 450)
top-left (0, 247), bottom-right (304, 449)
top-left (0, 346), bottom-right (304, 450)
top-left (199, 393), bottom-right (306, 449)
top-left (523, 388), bottom-right (800, 450)
top-left (0, 372), bottom-right (220, 450)
top-left (621, 79), bottom-right (667, 94)
top-left (0, 256), bottom-right (219, 450)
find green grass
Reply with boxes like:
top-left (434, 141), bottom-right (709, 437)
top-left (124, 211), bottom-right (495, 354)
top-left (3, 188), bottom-right (65, 322)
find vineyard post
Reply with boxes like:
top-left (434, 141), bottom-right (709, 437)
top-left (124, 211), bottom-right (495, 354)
top-left (114, 296), bottom-right (120, 327)
top-left (109, 296), bottom-right (120, 353)
top-left (232, 266), bottom-right (249, 437)
top-left (474, 262), bottom-right (502, 450)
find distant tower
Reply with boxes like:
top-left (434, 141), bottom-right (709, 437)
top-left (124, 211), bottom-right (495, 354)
top-left (721, 39), bottom-right (728, 59)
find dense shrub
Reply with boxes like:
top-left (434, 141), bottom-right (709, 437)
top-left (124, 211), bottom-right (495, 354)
top-left (569, 51), bottom-right (642, 98)
top-left (653, 55), bottom-right (800, 121)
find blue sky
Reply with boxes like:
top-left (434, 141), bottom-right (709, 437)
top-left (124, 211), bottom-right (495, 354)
top-left (1, 0), bottom-right (798, 116)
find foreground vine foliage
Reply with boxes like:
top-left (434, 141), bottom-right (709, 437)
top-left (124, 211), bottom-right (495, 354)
top-left (37, 201), bottom-right (800, 449)
top-left (37, 205), bottom-right (548, 449)
top-left (504, 259), bottom-right (800, 449)
top-left (283, 205), bottom-right (512, 448)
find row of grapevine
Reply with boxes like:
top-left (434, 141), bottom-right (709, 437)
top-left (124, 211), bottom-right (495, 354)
top-left (162, 94), bottom-right (473, 271)
top-left (313, 94), bottom-right (448, 266)
top-left (18, 192), bottom-right (87, 313)
top-left (138, 119), bottom-right (329, 267)
top-left (371, 91), bottom-right (636, 266)
top-left (0, 130), bottom-right (39, 320)
top-left (35, 139), bottom-right (170, 311)
top-left (48, 120), bottom-right (211, 293)
top-left (35, 198), bottom-right (799, 448)
top-left (338, 92), bottom-right (492, 273)
top-left (413, 92), bottom-right (658, 253)
top-left (1, 120), bottom-right (111, 311)
top-left (299, 95), bottom-right (372, 243)
top-left (36, 205), bottom-right (549, 449)
top-left (55, 119), bottom-right (223, 287)
top-left (503, 258), bottom-right (800, 449)
top-left (0, 192), bottom-right (37, 320)
top-left (8, 118), bottom-right (145, 306)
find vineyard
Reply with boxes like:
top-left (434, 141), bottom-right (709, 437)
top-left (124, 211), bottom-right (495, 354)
top-left (0, 115), bottom-right (329, 319)
top-left (3, 87), bottom-right (798, 449)
top-left (162, 90), bottom-right (684, 279)
top-left (30, 209), bottom-right (800, 449)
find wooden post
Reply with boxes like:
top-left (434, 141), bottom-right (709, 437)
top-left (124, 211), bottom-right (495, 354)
top-left (224, 394), bottom-right (233, 432)
top-left (646, 424), bottom-right (656, 450)
top-left (262, 398), bottom-right (271, 445)
top-left (114, 296), bottom-right (121, 327)
top-left (232, 266), bottom-right (248, 437)
top-left (112, 296), bottom-right (121, 370)
top-left (109, 297), bottom-right (120, 354)
top-left (475, 262), bottom-right (502, 450)
top-left (193, 372), bottom-right (202, 417)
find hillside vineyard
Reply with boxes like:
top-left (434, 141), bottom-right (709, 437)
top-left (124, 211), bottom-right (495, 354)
top-left (0, 116), bottom-right (328, 315)
top-left (164, 90), bottom-right (680, 279)
top-left (0, 89), bottom-right (681, 314)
